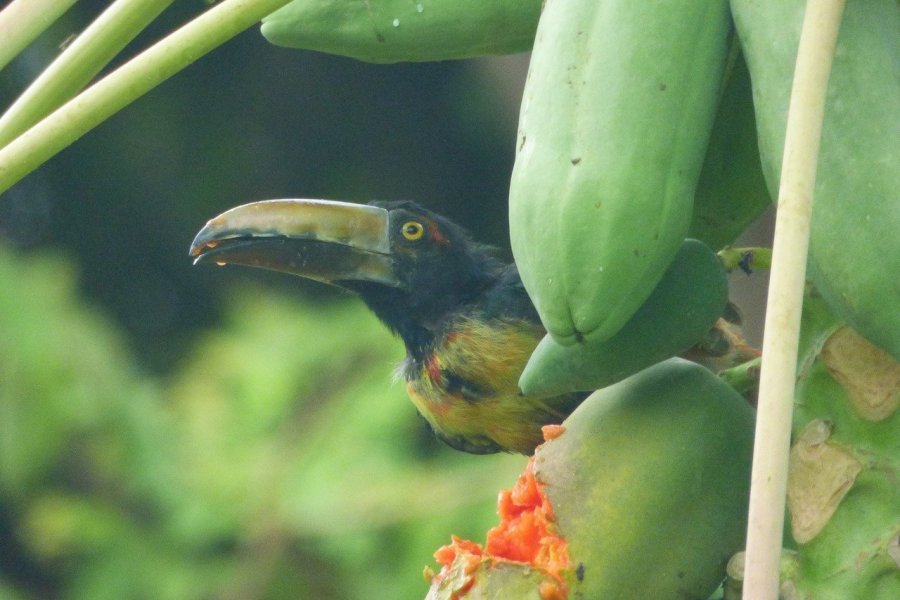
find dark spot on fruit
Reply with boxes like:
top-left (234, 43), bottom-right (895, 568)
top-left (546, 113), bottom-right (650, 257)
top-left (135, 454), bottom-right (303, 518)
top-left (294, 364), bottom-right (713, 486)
top-left (376, 33), bottom-right (385, 43)
top-left (658, 82), bottom-right (667, 91)
top-left (571, 157), bottom-right (582, 165)
top-left (576, 563), bottom-right (585, 582)
top-left (574, 330), bottom-right (585, 344)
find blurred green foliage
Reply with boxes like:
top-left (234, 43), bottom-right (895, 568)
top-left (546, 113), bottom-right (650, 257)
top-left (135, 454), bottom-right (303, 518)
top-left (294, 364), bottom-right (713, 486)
top-left (0, 0), bottom-right (521, 372)
top-left (0, 244), bottom-right (524, 599)
top-left (1, 2), bottom-right (528, 598)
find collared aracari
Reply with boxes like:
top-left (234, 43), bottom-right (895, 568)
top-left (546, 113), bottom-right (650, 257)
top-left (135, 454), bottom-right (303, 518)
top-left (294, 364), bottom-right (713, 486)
top-left (190, 199), bottom-right (585, 454)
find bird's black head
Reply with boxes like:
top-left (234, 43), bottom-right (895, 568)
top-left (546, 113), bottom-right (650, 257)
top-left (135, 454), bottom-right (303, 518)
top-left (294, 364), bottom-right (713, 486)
top-left (190, 199), bottom-right (506, 357)
top-left (347, 201), bottom-right (504, 354)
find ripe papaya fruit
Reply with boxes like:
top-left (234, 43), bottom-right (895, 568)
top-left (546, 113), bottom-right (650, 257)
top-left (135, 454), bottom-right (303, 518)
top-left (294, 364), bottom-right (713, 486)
top-left (509, 0), bottom-right (732, 346)
top-left (731, 0), bottom-right (900, 359)
top-left (426, 358), bottom-right (755, 599)
top-left (260, 0), bottom-right (541, 63)
top-left (519, 239), bottom-right (728, 397)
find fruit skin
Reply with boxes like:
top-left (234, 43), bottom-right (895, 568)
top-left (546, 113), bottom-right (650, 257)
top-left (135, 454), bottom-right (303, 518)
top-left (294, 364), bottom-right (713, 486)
top-left (535, 358), bottom-right (755, 599)
top-left (688, 48), bottom-right (772, 250)
top-left (509, 0), bottom-right (732, 346)
top-left (519, 239), bottom-right (728, 397)
top-left (260, 0), bottom-right (541, 63)
top-left (730, 0), bottom-right (900, 359)
top-left (426, 557), bottom-right (549, 600)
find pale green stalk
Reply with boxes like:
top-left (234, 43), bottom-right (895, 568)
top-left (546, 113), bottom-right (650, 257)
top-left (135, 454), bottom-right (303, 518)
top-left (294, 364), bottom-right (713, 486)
top-left (0, 0), bottom-right (175, 149)
top-left (742, 1), bottom-right (846, 599)
top-left (0, 0), bottom-right (80, 72)
top-left (717, 247), bottom-right (773, 273)
top-left (0, 0), bottom-right (294, 195)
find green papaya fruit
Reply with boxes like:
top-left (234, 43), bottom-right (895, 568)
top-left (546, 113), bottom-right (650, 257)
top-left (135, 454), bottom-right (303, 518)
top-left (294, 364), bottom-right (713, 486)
top-left (519, 239), bottom-right (728, 397)
top-left (260, 0), bottom-right (540, 63)
top-left (537, 358), bottom-right (754, 598)
top-left (509, 0), bottom-right (732, 346)
top-left (731, 0), bottom-right (900, 359)
top-left (689, 48), bottom-right (772, 249)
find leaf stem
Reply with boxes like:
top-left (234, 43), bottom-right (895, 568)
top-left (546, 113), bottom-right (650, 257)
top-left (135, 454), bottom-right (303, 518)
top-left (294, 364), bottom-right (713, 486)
top-left (0, 0), bottom-right (175, 149)
top-left (0, 0), bottom-right (294, 195)
top-left (0, 0), bottom-right (80, 73)
top-left (742, 1), bottom-right (846, 599)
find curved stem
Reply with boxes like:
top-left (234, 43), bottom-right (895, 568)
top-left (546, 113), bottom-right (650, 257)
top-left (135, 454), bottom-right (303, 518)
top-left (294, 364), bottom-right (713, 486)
top-left (0, 0), bottom-right (80, 73)
top-left (742, 1), bottom-right (846, 598)
top-left (0, 0), bottom-right (175, 149)
top-left (719, 356), bottom-right (762, 398)
top-left (0, 0), bottom-right (294, 196)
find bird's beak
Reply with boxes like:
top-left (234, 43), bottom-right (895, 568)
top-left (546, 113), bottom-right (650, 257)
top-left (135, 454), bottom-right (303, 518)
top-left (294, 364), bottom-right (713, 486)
top-left (189, 199), bottom-right (398, 287)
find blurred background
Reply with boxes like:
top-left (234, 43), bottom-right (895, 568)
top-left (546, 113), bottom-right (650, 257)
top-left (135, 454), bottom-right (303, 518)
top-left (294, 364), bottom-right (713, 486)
top-left (0, 2), bottom-right (771, 599)
top-left (1, 2), bottom-right (532, 599)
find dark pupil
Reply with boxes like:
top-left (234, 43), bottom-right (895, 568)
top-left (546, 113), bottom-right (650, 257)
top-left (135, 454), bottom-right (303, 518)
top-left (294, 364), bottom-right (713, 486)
top-left (406, 224), bottom-right (420, 235)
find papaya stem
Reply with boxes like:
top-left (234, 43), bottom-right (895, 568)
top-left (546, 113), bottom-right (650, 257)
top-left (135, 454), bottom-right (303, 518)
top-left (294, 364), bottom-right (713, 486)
top-left (742, 1), bottom-right (846, 599)
top-left (0, 0), bottom-right (79, 73)
top-left (718, 356), bottom-right (761, 400)
top-left (0, 0), bottom-right (294, 195)
top-left (0, 0), bottom-right (175, 150)
top-left (717, 247), bottom-right (773, 274)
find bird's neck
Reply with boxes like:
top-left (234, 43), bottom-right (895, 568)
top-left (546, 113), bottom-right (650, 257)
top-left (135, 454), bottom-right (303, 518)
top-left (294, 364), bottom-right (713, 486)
top-left (351, 281), bottom-right (492, 363)
top-left (350, 284), bottom-right (440, 359)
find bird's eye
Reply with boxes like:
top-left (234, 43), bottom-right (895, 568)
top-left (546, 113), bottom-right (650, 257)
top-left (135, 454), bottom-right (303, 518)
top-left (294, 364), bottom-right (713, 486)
top-left (401, 221), bottom-right (424, 241)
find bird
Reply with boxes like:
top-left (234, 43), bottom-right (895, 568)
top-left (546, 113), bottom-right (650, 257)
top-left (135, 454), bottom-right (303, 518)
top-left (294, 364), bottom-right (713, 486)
top-left (189, 199), bottom-right (585, 455)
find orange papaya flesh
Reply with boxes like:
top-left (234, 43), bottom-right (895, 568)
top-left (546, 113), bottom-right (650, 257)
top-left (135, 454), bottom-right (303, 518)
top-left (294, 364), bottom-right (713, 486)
top-left (485, 459), bottom-right (570, 580)
top-left (429, 428), bottom-right (572, 598)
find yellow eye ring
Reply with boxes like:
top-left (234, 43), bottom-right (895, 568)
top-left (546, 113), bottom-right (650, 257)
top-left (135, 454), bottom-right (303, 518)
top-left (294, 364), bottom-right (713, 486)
top-left (401, 221), bottom-right (425, 241)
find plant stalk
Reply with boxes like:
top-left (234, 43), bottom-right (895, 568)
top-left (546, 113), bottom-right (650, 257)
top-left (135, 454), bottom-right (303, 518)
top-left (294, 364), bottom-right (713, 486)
top-left (0, 0), bottom-right (294, 196)
top-left (0, 0), bottom-right (175, 149)
top-left (0, 0), bottom-right (80, 73)
top-left (719, 357), bottom-right (762, 398)
top-left (741, 1), bottom-right (845, 599)
top-left (717, 247), bottom-right (773, 274)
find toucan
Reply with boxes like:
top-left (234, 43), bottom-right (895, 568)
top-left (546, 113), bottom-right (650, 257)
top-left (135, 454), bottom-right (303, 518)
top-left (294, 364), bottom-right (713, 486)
top-left (190, 199), bottom-right (585, 454)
